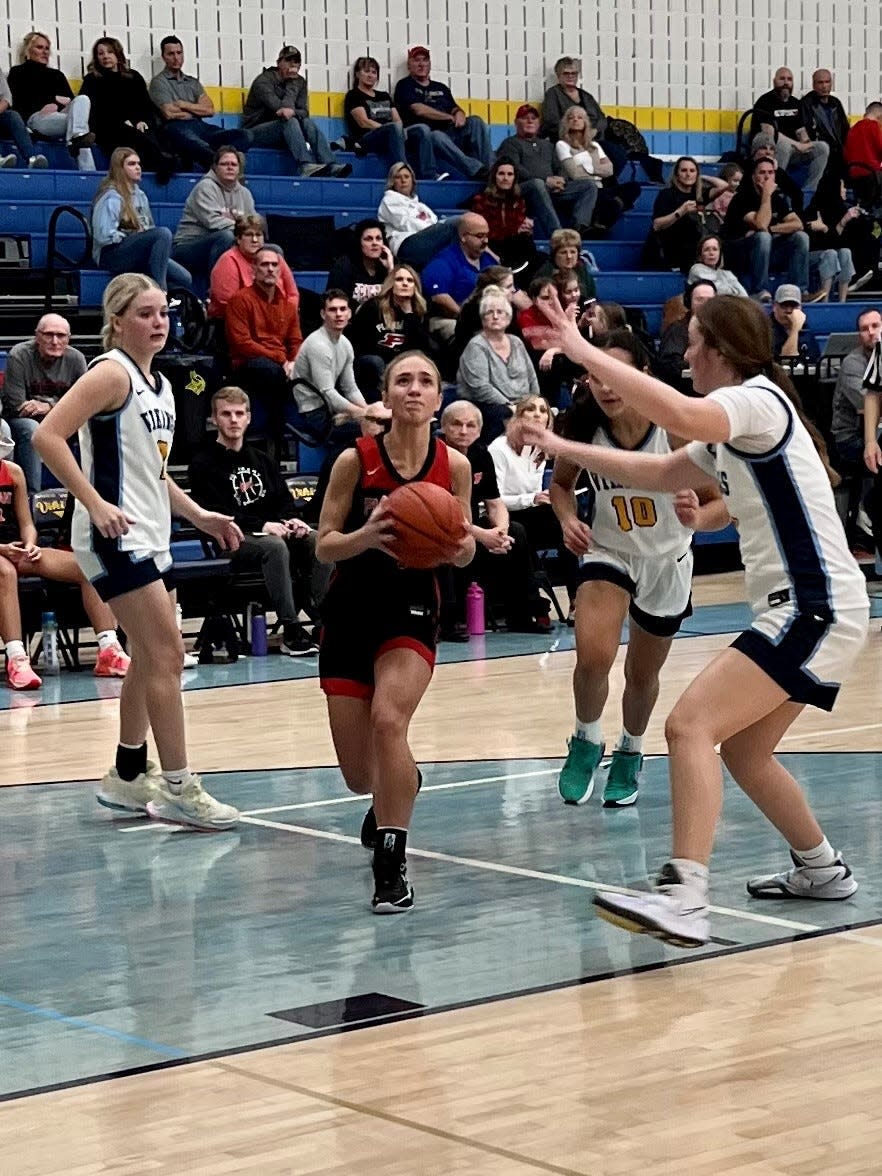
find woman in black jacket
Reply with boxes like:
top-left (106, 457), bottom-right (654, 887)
top-left (348, 264), bottom-right (435, 399)
top-left (79, 38), bottom-right (175, 180)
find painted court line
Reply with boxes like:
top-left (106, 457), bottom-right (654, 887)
top-left (239, 815), bottom-right (820, 935)
top-left (0, 994), bottom-right (188, 1058)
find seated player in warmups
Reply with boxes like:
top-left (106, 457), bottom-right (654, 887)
top-left (0, 449), bottom-right (130, 689)
top-left (550, 330), bottom-right (727, 807)
top-left (316, 351), bottom-right (475, 914)
top-left (514, 292), bottom-right (869, 949)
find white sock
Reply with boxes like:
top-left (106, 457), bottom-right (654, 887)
top-left (792, 837), bottom-right (836, 867)
top-left (668, 858), bottom-right (710, 904)
top-left (96, 630), bottom-right (118, 651)
top-left (574, 718), bottom-right (603, 744)
top-left (617, 727), bottom-right (643, 754)
top-left (162, 767), bottom-right (193, 795)
top-left (5, 640), bottom-right (25, 659)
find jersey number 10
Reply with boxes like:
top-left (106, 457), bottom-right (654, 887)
top-left (611, 494), bottom-right (658, 531)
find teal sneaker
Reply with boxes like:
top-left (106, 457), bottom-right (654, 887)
top-left (558, 737), bottom-right (604, 805)
top-left (602, 750), bottom-right (643, 807)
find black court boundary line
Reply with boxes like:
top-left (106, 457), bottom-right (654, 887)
top-left (1, 747), bottom-right (876, 792)
top-left (3, 915), bottom-right (882, 1105)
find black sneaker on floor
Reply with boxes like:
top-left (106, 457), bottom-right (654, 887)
top-left (281, 624), bottom-right (319, 656)
top-left (371, 860), bottom-right (414, 914)
top-left (360, 804), bottom-right (377, 850)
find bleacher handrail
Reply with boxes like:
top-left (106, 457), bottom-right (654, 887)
top-left (45, 205), bottom-right (91, 314)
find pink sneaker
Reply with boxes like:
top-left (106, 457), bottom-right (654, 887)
top-left (94, 643), bottom-right (131, 678)
top-left (6, 653), bottom-right (42, 691)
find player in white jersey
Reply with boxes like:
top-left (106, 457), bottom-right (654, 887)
top-left (515, 294), bottom-right (869, 948)
top-left (33, 273), bottom-right (243, 831)
top-left (552, 331), bottom-right (727, 807)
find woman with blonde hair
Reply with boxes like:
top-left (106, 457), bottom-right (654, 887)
top-left (378, 162), bottom-right (459, 267)
top-left (349, 264), bottom-right (435, 398)
top-left (79, 36), bottom-right (174, 179)
top-left (7, 31), bottom-right (94, 170)
top-left (556, 108), bottom-right (640, 236)
top-left (34, 273), bottom-right (243, 830)
top-left (92, 148), bottom-right (193, 290)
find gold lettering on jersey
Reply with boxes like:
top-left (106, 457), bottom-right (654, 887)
top-left (156, 440), bottom-right (169, 480)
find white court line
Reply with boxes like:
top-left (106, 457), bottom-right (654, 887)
top-left (239, 815), bottom-right (820, 935)
top-left (780, 721), bottom-right (882, 742)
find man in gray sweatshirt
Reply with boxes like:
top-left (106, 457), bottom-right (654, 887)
top-left (242, 46), bottom-right (350, 178)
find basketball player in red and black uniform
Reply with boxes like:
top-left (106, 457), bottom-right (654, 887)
top-left (317, 352), bottom-right (475, 913)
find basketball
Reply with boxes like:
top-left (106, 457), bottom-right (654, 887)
top-left (384, 482), bottom-right (468, 569)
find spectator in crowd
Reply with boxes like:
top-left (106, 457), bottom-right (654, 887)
top-left (293, 290), bottom-right (372, 438)
top-left (0, 455), bottom-right (130, 689)
top-left (533, 228), bottom-right (597, 301)
top-left (91, 148), bottom-right (193, 291)
top-left (80, 37), bottom-right (175, 180)
top-left (468, 160), bottom-right (536, 271)
top-left (751, 66), bottom-right (830, 191)
top-left (208, 214), bottom-right (299, 319)
top-left (488, 394), bottom-right (579, 603)
top-left (393, 45), bottom-right (491, 178)
top-left (149, 35), bottom-right (249, 169)
top-left (421, 212), bottom-right (497, 339)
top-left (832, 308), bottom-right (882, 470)
top-left (650, 156), bottom-right (728, 272)
top-left (1, 314), bottom-right (86, 492)
top-left (555, 107), bottom-right (640, 236)
top-left (8, 31), bottom-right (94, 170)
top-left (377, 162), bottom-right (459, 268)
top-left (348, 264), bottom-right (434, 399)
top-left (518, 275), bottom-right (584, 405)
top-left (225, 247), bottom-right (303, 436)
top-left (687, 234), bottom-right (749, 296)
top-left (453, 265), bottom-right (528, 362)
top-left (769, 284), bottom-right (815, 358)
top-left (805, 172), bottom-right (879, 292)
top-left (655, 278), bottom-right (717, 388)
top-left (0, 65), bottom-right (47, 168)
top-left (172, 146), bottom-right (255, 292)
top-left (722, 156), bottom-right (810, 299)
top-left (188, 386), bottom-right (324, 656)
top-left (327, 219), bottom-right (394, 309)
top-left (242, 45), bottom-right (350, 178)
top-left (803, 210), bottom-right (856, 303)
top-left (345, 55), bottom-right (438, 178)
top-left (800, 69), bottom-right (851, 161)
top-left (540, 56), bottom-right (663, 180)
top-left (495, 104), bottom-right (566, 239)
top-left (704, 162), bottom-right (743, 233)
top-left (748, 133), bottom-right (805, 212)
top-left (843, 102), bottom-right (882, 210)
top-left (439, 399), bottom-right (551, 635)
top-left (457, 285), bottom-right (539, 438)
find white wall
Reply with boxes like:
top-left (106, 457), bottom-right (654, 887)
top-left (2, 0), bottom-right (879, 114)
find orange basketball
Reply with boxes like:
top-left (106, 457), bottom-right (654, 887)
top-left (384, 482), bottom-right (468, 569)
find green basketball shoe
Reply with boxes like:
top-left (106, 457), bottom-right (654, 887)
top-left (602, 750), bottom-right (643, 807)
top-left (558, 737), bottom-right (604, 805)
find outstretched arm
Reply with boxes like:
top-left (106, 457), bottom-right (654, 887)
top-left (527, 293), bottom-right (732, 443)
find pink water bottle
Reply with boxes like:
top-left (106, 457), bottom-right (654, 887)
top-left (466, 582), bottom-right (485, 635)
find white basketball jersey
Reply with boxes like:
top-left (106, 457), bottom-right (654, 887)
top-left (687, 377), bottom-right (868, 617)
top-left (585, 424), bottom-right (692, 559)
top-left (72, 348), bottom-right (175, 557)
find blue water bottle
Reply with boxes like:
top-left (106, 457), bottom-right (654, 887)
top-left (0, 350), bottom-right (7, 394)
top-left (250, 603), bottom-right (267, 656)
top-left (41, 611), bottom-right (60, 675)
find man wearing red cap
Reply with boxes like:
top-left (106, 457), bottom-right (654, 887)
top-left (393, 46), bottom-right (491, 178)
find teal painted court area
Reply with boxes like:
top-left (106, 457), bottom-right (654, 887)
top-left (3, 751), bottom-right (881, 1101)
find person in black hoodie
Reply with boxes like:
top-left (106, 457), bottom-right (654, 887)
top-left (348, 263), bottom-right (435, 399)
top-left (79, 38), bottom-right (176, 181)
top-left (188, 386), bottom-right (329, 655)
top-left (8, 31), bottom-right (95, 170)
top-left (327, 219), bottom-right (394, 309)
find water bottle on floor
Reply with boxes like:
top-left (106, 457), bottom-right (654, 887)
top-left (466, 583), bottom-right (485, 636)
top-left (250, 604), bottom-right (267, 656)
top-left (41, 611), bottom-right (60, 675)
